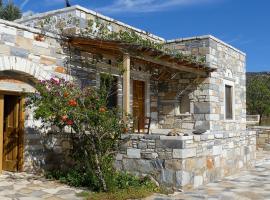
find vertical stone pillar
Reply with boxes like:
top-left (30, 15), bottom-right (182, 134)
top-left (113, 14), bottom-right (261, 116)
top-left (123, 53), bottom-right (131, 119)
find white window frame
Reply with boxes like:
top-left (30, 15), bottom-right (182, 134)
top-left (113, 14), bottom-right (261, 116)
top-left (223, 79), bottom-right (235, 121)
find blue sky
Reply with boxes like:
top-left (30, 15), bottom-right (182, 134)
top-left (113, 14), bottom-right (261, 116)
top-left (9, 0), bottom-right (270, 72)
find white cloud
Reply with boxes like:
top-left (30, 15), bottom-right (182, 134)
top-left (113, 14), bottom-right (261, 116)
top-left (97, 0), bottom-right (217, 14)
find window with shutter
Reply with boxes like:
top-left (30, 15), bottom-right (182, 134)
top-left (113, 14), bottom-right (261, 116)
top-left (225, 85), bottom-right (233, 120)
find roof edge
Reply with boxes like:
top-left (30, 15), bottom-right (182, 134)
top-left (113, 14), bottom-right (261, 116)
top-left (166, 35), bottom-right (246, 56)
top-left (16, 5), bottom-right (165, 42)
top-left (0, 18), bottom-right (58, 38)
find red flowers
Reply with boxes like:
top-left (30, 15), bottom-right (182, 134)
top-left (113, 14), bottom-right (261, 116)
top-left (63, 92), bottom-right (69, 98)
top-left (68, 99), bottom-right (77, 107)
top-left (61, 115), bottom-right (68, 122)
top-left (99, 107), bottom-right (106, 113)
top-left (61, 115), bottom-right (73, 126)
top-left (66, 119), bottom-right (74, 126)
top-left (123, 127), bottom-right (129, 133)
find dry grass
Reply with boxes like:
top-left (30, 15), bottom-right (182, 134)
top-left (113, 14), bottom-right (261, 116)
top-left (87, 186), bottom-right (157, 200)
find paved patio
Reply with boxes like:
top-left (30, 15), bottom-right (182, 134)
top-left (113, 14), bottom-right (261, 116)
top-left (0, 152), bottom-right (269, 200)
top-left (0, 172), bottom-right (84, 200)
top-left (147, 151), bottom-right (270, 200)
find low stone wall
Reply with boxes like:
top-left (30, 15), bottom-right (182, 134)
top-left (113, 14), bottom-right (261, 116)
top-left (24, 130), bottom-right (73, 173)
top-left (116, 131), bottom-right (256, 190)
top-left (252, 126), bottom-right (270, 150)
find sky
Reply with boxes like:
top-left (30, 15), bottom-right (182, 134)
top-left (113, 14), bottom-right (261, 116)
top-left (8, 0), bottom-right (270, 72)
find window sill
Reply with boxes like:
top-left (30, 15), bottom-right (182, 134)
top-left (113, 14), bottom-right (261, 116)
top-left (224, 119), bottom-right (236, 122)
top-left (175, 113), bottom-right (191, 117)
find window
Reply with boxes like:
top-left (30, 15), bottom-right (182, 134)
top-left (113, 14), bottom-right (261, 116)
top-left (180, 94), bottom-right (190, 114)
top-left (100, 74), bottom-right (118, 109)
top-left (225, 85), bottom-right (233, 119)
top-left (175, 94), bottom-right (190, 115)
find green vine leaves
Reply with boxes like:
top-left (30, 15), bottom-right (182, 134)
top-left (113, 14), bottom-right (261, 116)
top-left (35, 14), bottom-right (206, 67)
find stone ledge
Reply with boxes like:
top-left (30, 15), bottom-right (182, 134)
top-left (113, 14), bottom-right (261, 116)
top-left (172, 148), bottom-right (196, 159)
top-left (122, 130), bottom-right (255, 142)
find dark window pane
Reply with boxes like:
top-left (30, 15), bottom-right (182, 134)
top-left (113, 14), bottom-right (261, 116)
top-left (225, 85), bottom-right (233, 119)
top-left (100, 74), bottom-right (118, 109)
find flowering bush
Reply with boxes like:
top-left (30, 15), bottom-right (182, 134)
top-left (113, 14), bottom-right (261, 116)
top-left (27, 77), bottom-right (126, 191)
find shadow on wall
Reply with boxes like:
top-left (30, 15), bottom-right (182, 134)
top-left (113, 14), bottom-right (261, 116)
top-left (24, 126), bottom-right (74, 173)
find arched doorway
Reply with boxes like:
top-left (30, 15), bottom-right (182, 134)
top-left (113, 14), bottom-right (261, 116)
top-left (0, 56), bottom-right (53, 173)
top-left (0, 71), bottom-right (37, 172)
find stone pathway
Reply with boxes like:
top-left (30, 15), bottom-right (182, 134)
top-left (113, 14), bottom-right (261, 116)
top-left (0, 172), bottom-right (85, 200)
top-left (147, 152), bottom-right (270, 200)
top-left (1, 151), bottom-right (270, 200)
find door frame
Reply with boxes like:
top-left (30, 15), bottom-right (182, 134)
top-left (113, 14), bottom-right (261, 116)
top-left (132, 80), bottom-right (146, 132)
top-left (0, 92), bottom-right (25, 173)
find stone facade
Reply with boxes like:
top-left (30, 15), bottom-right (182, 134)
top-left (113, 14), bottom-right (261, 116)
top-left (117, 131), bottom-right (256, 189)
top-left (0, 19), bottom-right (70, 172)
top-left (251, 126), bottom-right (270, 150)
top-left (0, 5), bottom-right (255, 190)
top-left (166, 36), bottom-right (246, 133)
top-left (16, 5), bottom-right (164, 43)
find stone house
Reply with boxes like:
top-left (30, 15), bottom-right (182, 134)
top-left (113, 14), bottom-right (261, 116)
top-left (0, 5), bottom-right (255, 189)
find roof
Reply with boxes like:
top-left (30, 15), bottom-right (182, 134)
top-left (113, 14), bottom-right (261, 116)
top-left (167, 35), bottom-right (246, 56)
top-left (16, 5), bottom-right (164, 42)
top-left (16, 6), bottom-right (245, 56)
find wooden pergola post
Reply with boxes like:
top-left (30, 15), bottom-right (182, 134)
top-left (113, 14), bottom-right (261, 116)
top-left (123, 53), bottom-right (131, 120)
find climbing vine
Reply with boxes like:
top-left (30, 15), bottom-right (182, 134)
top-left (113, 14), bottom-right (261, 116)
top-left (35, 14), bottom-right (206, 65)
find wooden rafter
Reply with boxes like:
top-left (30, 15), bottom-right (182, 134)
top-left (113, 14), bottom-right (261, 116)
top-left (68, 37), bottom-right (215, 76)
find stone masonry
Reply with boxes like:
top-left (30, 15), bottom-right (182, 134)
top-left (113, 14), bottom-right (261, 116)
top-left (117, 131), bottom-right (256, 189)
top-left (251, 126), bottom-right (270, 150)
top-left (0, 5), bottom-right (255, 191)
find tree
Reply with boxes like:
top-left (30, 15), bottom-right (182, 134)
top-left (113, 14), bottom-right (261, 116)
top-left (0, 0), bottom-right (22, 21)
top-left (27, 78), bottom-right (126, 191)
top-left (247, 75), bottom-right (270, 125)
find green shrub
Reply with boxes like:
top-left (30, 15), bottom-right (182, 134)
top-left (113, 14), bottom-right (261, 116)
top-left (45, 169), bottom-right (158, 192)
top-left (45, 168), bottom-right (98, 189)
top-left (27, 78), bottom-right (126, 191)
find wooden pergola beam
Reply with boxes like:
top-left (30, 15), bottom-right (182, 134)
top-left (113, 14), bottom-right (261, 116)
top-left (131, 54), bottom-right (209, 76)
top-left (69, 38), bottom-right (213, 76)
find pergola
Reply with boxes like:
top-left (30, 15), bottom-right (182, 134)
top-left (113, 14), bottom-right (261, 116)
top-left (68, 37), bottom-right (215, 118)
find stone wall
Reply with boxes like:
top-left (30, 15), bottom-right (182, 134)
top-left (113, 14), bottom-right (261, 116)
top-left (166, 36), bottom-right (247, 133)
top-left (251, 127), bottom-right (270, 150)
top-left (0, 8), bottom-right (254, 194)
top-left (24, 106), bottom-right (73, 172)
top-left (0, 20), bottom-right (70, 172)
top-left (154, 72), bottom-right (202, 131)
top-left (116, 131), bottom-right (256, 189)
top-left (0, 19), bottom-right (66, 78)
top-left (16, 5), bottom-right (163, 43)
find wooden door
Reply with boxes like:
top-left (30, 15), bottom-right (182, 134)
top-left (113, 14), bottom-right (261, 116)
top-left (133, 80), bottom-right (145, 132)
top-left (2, 95), bottom-right (22, 172)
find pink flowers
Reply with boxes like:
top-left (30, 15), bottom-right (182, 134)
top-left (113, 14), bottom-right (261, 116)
top-left (50, 77), bottom-right (60, 85)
